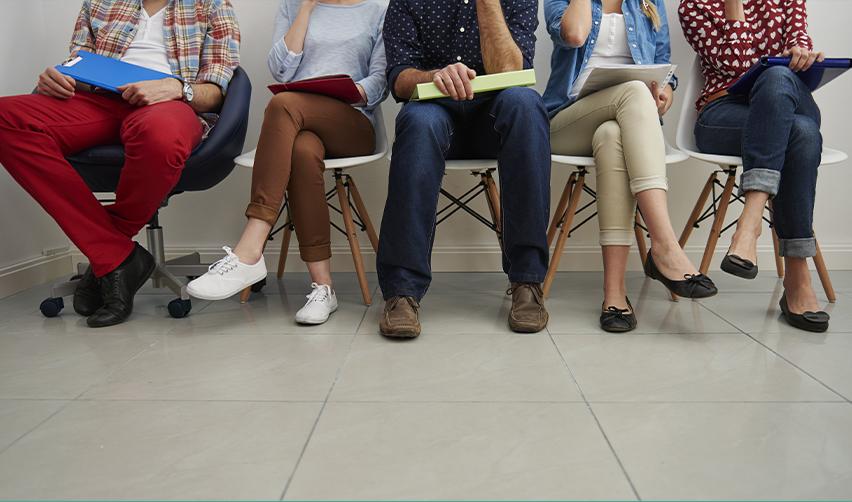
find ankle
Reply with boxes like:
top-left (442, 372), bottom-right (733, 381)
top-left (234, 247), bottom-right (263, 265)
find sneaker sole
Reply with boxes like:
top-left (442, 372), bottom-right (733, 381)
top-left (295, 305), bottom-right (338, 325)
top-left (187, 274), bottom-right (268, 301)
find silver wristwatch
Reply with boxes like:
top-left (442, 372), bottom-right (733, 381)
top-left (181, 81), bottom-right (194, 103)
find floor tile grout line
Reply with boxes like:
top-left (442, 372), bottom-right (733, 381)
top-left (0, 400), bottom-right (74, 457)
top-left (696, 301), bottom-right (852, 404)
top-left (546, 332), bottom-right (642, 501)
top-left (277, 305), bottom-right (367, 500)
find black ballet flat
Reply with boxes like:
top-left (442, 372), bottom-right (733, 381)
top-left (721, 252), bottom-right (758, 280)
top-left (779, 293), bottom-right (829, 333)
top-left (644, 249), bottom-right (718, 299)
top-left (600, 298), bottom-right (637, 333)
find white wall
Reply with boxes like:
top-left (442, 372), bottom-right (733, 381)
top-left (1, 0), bottom-right (851, 294)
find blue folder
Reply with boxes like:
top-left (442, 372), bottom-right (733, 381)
top-left (55, 50), bottom-right (174, 93)
top-left (728, 56), bottom-right (852, 95)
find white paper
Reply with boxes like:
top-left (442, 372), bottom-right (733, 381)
top-left (570, 63), bottom-right (677, 100)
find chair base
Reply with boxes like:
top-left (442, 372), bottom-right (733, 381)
top-left (40, 221), bottom-right (214, 319)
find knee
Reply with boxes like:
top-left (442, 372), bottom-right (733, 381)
top-left (592, 121), bottom-right (622, 149)
top-left (265, 92), bottom-right (303, 122)
top-left (753, 65), bottom-right (799, 96)
top-left (493, 86), bottom-right (546, 117)
top-left (396, 103), bottom-right (451, 139)
top-left (291, 132), bottom-right (325, 168)
top-left (125, 119), bottom-right (194, 169)
top-left (789, 115), bottom-right (822, 157)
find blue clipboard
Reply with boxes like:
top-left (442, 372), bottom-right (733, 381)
top-left (55, 50), bottom-right (174, 93)
top-left (728, 56), bottom-right (852, 95)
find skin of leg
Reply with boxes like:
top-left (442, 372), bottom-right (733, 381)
top-left (602, 246), bottom-right (630, 309)
top-left (636, 188), bottom-right (700, 278)
top-left (306, 260), bottom-right (333, 287)
top-left (233, 218), bottom-right (272, 265)
top-left (784, 257), bottom-right (819, 313)
top-left (728, 190), bottom-right (769, 263)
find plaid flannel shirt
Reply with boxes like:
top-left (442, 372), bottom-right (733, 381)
top-left (70, 0), bottom-right (241, 93)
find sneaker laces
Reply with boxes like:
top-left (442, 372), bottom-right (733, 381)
top-left (208, 246), bottom-right (240, 275)
top-left (305, 283), bottom-right (332, 304)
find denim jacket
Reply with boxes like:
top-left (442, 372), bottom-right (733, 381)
top-left (542, 0), bottom-right (676, 117)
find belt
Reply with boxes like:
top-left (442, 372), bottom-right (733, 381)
top-left (701, 89), bottom-right (729, 111)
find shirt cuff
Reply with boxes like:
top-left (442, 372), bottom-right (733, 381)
top-left (388, 64), bottom-right (415, 102)
top-left (271, 39), bottom-right (303, 78)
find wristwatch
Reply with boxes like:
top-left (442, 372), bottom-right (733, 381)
top-left (181, 81), bottom-right (194, 103)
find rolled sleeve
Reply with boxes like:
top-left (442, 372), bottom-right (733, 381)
top-left (70, 0), bottom-right (95, 53)
top-left (544, 0), bottom-right (572, 49)
top-left (356, 23), bottom-right (390, 109)
top-left (196, 0), bottom-right (241, 93)
top-left (384, 0), bottom-right (422, 101)
top-left (268, 39), bottom-right (304, 83)
top-left (507, 0), bottom-right (538, 69)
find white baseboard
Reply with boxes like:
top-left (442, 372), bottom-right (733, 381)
top-left (0, 252), bottom-right (73, 299)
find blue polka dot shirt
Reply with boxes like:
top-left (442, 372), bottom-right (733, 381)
top-left (384, 0), bottom-right (539, 101)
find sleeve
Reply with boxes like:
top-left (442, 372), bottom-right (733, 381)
top-left (506, 0), bottom-right (539, 69)
top-left (268, 0), bottom-right (304, 82)
top-left (356, 11), bottom-right (390, 109)
top-left (69, 0), bottom-right (95, 53)
top-left (678, 0), bottom-right (754, 78)
top-left (544, 0), bottom-right (573, 49)
top-left (384, 0), bottom-right (422, 102)
top-left (654, 0), bottom-right (672, 64)
top-left (782, 0), bottom-right (813, 52)
top-left (196, 0), bottom-right (241, 93)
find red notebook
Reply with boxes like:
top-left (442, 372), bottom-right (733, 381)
top-left (268, 74), bottom-right (363, 104)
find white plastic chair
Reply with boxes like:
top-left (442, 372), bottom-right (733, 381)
top-left (235, 106), bottom-right (389, 306)
top-left (544, 145), bottom-right (688, 297)
top-left (675, 57), bottom-right (846, 302)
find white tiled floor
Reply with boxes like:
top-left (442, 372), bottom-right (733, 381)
top-left (0, 271), bottom-right (850, 500)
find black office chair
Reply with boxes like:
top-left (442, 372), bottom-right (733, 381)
top-left (39, 67), bottom-right (252, 319)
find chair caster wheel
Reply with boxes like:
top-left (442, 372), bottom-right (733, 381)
top-left (168, 298), bottom-right (192, 319)
top-left (40, 297), bottom-right (65, 318)
top-left (251, 278), bottom-right (267, 293)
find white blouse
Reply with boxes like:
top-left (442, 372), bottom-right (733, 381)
top-left (571, 13), bottom-right (634, 92)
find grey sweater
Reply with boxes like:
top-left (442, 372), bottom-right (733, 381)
top-left (268, 0), bottom-right (389, 121)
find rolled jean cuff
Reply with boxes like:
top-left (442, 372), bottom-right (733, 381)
top-left (630, 175), bottom-right (669, 195)
top-left (779, 237), bottom-right (817, 258)
top-left (245, 202), bottom-right (281, 227)
top-left (600, 230), bottom-right (635, 247)
top-left (300, 243), bottom-right (332, 263)
top-left (739, 168), bottom-right (781, 197)
top-left (508, 272), bottom-right (546, 285)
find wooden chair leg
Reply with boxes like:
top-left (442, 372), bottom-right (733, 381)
top-left (239, 286), bottom-right (252, 304)
top-left (634, 210), bottom-right (648, 266)
top-left (346, 174), bottom-right (380, 253)
top-left (336, 176), bottom-right (372, 306)
top-left (483, 171), bottom-right (503, 248)
top-left (543, 171), bottom-right (586, 297)
top-left (548, 172), bottom-right (576, 247)
top-left (699, 168), bottom-right (737, 275)
top-left (813, 236), bottom-right (837, 303)
top-left (276, 212), bottom-right (293, 279)
top-left (679, 172), bottom-right (716, 249)
top-left (768, 200), bottom-right (784, 278)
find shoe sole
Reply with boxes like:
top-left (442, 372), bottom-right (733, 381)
top-left (380, 328), bottom-right (421, 339)
top-left (295, 305), bottom-right (339, 325)
top-left (187, 274), bottom-right (268, 301)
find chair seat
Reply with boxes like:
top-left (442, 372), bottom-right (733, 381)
top-left (235, 148), bottom-right (386, 170)
top-left (444, 159), bottom-right (498, 171)
top-left (681, 147), bottom-right (849, 168)
top-left (551, 144), bottom-right (688, 168)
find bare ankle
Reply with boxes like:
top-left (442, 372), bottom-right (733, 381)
top-left (234, 248), bottom-right (262, 265)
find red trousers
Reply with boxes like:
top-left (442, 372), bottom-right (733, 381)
top-left (0, 92), bottom-right (202, 277)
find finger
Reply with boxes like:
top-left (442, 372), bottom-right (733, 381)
top-left (816, 51), bottom-right (826, 63)
top-left (802, 52), bottom-right (817, 72)
top-left (46, 67), bottom-right (75, 92)
top-left (446, 69), bottom-right (464, 100)
top-left (40, 74), bottom-right (73, 98)
top-left (790, 50), bottom-right (805, 71)
top-left (460, 71), bottom-right (474, 100)
top-left (433, 73), bottom-right (449, 96)
top-left (440, 73), bottom-right (457, 99)
top-left (467, 68), bottom-right (477, 80)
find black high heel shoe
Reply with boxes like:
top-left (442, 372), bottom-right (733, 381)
top-left (644, 249), bottom-right (718, 299)
top-left (779, 293), bottom-right (829, 333)
top-left (721, 251), bottom-right (758, 280)
top-left (600, 297), bottom-right (637, 333)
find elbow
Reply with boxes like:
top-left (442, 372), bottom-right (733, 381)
top-left (560, 26), bottom-right (589, 48)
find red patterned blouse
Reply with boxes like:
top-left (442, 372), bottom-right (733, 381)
top-left (678, 0), bottom-right (813, 110)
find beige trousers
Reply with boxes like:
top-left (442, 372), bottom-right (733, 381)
top-left (550, 81), bottom-right (668, 246)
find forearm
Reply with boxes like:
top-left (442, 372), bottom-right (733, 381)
top-left (393, 68), bottom-right (437, 101)
top-left (560, 0), bottom-right (592, 48)
top-left (283, 2), bottom-right (314, 54)
top-left (476, 0), bottom-right (522, 73)
top-left (188, 82), bottom-right (224, 114)
top-left (724, 0), bottom-right (745, 21)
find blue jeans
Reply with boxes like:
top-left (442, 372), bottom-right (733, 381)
top-left (377, 87), bottom-right (551, 300)
top-left (694, 66), bottom-right (822, 258)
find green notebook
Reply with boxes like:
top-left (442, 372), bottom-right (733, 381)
top-left (412, 69), bottom-right (537, 101)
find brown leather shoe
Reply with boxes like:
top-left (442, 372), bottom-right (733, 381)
top-left (508, 283), bottom-right (548, 333)
top-left (380, 296), bottom-right (421, 339)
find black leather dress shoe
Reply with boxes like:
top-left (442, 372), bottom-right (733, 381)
top-left (87, 243), bottom-right (156, 328)
top-left (73, 266), bottom-right (102, 316)
top-left (644, 249), bottom-right (718, 299)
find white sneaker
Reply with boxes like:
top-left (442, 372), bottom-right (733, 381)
top-left (295, 283), bottom-right (338, 325)
top-left (187, 246), bottom-right (267, 301)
